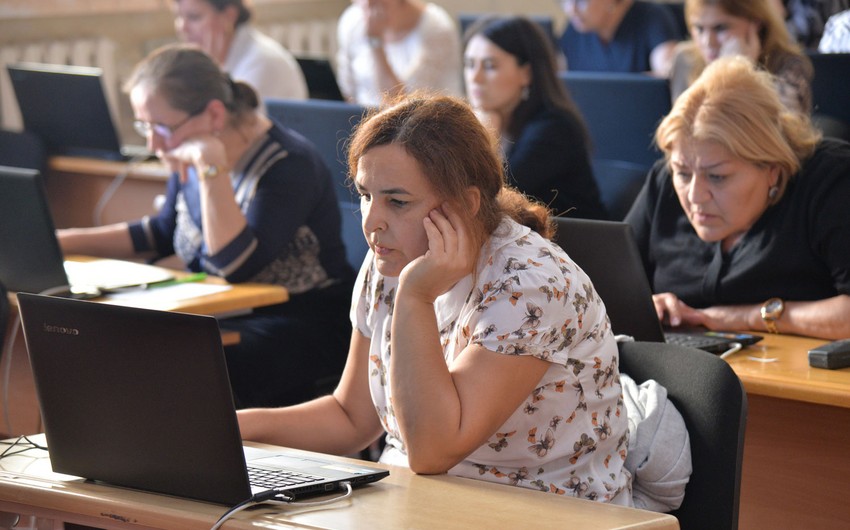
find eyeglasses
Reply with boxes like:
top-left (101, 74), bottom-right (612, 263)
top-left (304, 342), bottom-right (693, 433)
top-left (133, 110), bottom-right (200, 140)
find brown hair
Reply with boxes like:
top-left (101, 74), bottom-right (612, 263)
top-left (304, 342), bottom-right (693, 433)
top-left (347, 93), bottom-right (554, 244)
top-left (124, 43), bottom-right (258, 126)
top-left (657, 56), bottom-right (820, 204)
top-left (684, 0), bottom-right (810, 77)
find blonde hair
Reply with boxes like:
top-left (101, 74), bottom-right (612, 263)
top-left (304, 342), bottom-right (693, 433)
top-left (656, 56), bottom-right (820, 203)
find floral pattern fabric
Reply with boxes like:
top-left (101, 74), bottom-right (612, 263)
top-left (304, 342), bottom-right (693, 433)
top-left (351, 218), bottom-right (632, 505)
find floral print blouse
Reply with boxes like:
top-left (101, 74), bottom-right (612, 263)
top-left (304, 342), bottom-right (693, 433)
top-left (351, 218), bottom-right (633, 505)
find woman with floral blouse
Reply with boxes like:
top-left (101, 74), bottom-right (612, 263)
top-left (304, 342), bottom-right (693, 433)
top-left (238, 93), bottom-right (632, 505)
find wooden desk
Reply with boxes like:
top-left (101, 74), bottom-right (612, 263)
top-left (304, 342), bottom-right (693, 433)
top-left (724, 334), bottom-right (850, 529)
top-left (2, 261), bottom-right (287, 439)
top-left (0, 437), bottom-right (678, 530)
top-left (46, 156), bottom-right (169, 228)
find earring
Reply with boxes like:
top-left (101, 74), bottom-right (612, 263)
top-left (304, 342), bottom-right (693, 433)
top-left (768, 185), bottom-right (779, 200)
top-left (521, 85), bottom-right (530, 101)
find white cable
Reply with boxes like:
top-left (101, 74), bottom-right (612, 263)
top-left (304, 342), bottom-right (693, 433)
top-left (719, 342), bottom-right (743, 360)
top-left (92, 154), bottom-right (149, 226)
top-left (210, 481), bottom-right (353, 530)
top-left (2, 314), bottom-right (21, 436)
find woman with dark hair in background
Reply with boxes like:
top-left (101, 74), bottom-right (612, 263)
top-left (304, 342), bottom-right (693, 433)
top-left (464, 16), bottom-right (608, 220)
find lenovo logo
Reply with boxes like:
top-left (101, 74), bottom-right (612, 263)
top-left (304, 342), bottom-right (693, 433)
top-left (43, 323), bottom-right (80, 336)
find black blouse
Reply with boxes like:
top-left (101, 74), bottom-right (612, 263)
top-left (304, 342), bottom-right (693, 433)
top-left (625, 139), bottom-right (850, 307)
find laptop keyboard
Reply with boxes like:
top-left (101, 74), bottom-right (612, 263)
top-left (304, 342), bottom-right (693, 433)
top-left (247, 466), bottom-right (323, 489)
top-left (664, 332), bottom-right (730, 353)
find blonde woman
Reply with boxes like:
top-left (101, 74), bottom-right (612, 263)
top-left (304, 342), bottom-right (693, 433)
top-left (627, 56), bottom-right (850, 340)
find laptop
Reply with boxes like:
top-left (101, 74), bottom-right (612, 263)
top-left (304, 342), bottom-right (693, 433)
top-left (0, 165), bottom-right (173, 295)
top-left (17, 293), bottom-right (389, 506)
top-left (295, 56), bottom-right (345, 101)
top-left (553, 217), bottom-right (762, 353)
top-left (6, 62), bottom-right (151, 161)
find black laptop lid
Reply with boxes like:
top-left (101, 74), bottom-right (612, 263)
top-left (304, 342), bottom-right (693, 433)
top-left (0, 166), bottom-right (69, 293)
top-left (7, 62), bottom-right (127, 160)
top-left (553, 217), bottom-right (666, 342)
top-left (17, 293), bottom-right (254, 505)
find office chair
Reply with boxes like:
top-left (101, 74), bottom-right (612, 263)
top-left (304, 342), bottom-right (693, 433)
top-left (592, 159), bottom-right (648, 220)
top-left (807, 52), bottom-right (850, 142)
top-left (618, 341), bottom-right (748, 530)
top-left (0, 129), bottom-right (46, 174)
top-left (458, 13), bottom-right (557, 48)
top-left (264, 98), bottom-right (368, 203)
top-left (558, 72), bottom-right (670, 220)
top-left (338, 200), bottom-right (369, 270)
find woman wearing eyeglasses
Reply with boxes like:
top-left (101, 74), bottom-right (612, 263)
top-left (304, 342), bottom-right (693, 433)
top-left (58, 44), bottom-right (355, 409)
top-left (558, 0), bottom-right (681, 77)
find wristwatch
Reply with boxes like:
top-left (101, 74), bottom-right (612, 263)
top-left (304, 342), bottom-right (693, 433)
top-left (760, 297), bottom-right (785, 334)
top-left (199, 164), bottom-right (220, 181)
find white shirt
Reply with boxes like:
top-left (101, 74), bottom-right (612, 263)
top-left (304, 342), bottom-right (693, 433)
top-left (819, 10), bottom-right (850, 52)
top-left (351, 218), bottom-right (633, 505)
top-left (224, 24), bottom-right (308, 102)
top-left (335, 3), bottom-right (463, 106)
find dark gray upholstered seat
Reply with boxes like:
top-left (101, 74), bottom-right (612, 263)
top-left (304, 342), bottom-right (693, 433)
top-left (618, 341), bottom-right (748, 530)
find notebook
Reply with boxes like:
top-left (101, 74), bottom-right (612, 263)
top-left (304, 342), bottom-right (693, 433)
top-left (0, 165), bottom-right (173, 294)
top-left (553, 217), bottom-right (761, 353)
top-left (6, 62), bottom-right (151, 161)
top-left (17, 293), bottom-right (389, 506)
top-left (295, 56), bottom-right (345, 101)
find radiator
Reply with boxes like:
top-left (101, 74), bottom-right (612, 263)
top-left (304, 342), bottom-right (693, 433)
top-left (262, 18), bottom-right (338, 59)
top-left (0, 37), bottom-right (118, 131)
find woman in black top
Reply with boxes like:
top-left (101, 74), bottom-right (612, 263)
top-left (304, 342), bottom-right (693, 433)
top-left (626, 56), bottom-right (850, 340)
top-left (463, 16), bottom-right (609, 220)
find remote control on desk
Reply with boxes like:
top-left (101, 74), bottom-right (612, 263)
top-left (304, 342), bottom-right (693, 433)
top-left (808, 339), bottom-right (850, 370)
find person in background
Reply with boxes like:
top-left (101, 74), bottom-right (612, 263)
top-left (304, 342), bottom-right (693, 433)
top-left (335, 0), bottom-right (463, 106)
top-left (626, 56), bottom-right (850, 340)
top-left (669, 0), bottom-right (812, 114)
top-left (172, 0), bottom-right (308, 101)
top-left (558, 0), bottom-right (680, 77)
top-left (238, 93), bottom-right (633, 505)
top-left (819, 8), bottom-right (850, 50)
top-left (464, 16), bottom-right (608, 220)
top-left (58, 44), bottom-right (354, 407)
top-left (781, 0), bottom-right (850, 49)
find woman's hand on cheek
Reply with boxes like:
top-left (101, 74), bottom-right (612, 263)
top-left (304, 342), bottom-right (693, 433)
top-left (399, 203), bottom-right (475, 303)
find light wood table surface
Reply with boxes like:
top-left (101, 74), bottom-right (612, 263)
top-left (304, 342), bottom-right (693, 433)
top-left (0, 437), bottom-right (678, 530)
top-left (723, 333), bottom-right (850, 529)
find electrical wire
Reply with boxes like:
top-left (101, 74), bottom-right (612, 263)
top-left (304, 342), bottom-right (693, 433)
top-left (2, 285), bottom-right (73, 436)
top-left (719, 342), bottom-right (743, 360)
top-left (210, 481), bottom-right (353, 530)
top-left (0, 435), bottom-right (47, 460)
top-left (92, 154), bottom-right (149, 226)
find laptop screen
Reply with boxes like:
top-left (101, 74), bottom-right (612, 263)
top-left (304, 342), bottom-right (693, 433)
top-left (0, 165), bottom-right (69, 293)
top-left (6, 62), bottom-right (134, 160)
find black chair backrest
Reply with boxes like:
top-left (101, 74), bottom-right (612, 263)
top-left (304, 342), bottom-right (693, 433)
top-left (807, 52), bottom-right (850, 140)
top-left (618, 341), bottom-right (748, 530)
top-left (264, 98), bottom-right (368, 203)
top-left (0, 129), bottom-right (46, 174)
top-left (458, 13), bottom-right (557, 48)
top-left (559, 71), bottom-right (671, 169)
